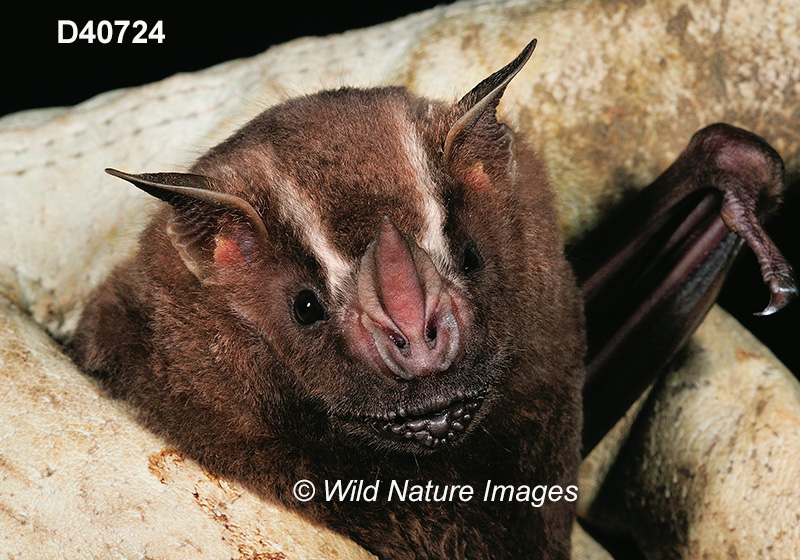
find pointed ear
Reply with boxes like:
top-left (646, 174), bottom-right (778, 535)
top-left (443, 39), bottom-right (536, 176)
top-left (106, 168), bottom-right (268, 283)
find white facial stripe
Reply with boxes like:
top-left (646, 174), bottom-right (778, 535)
top-left (270, 172), bottom-right (353, 295)
top-left (395, 109), bottom-right (452, 272)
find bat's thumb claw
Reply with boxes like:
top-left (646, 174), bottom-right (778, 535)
top-left (755, 273), bottom-right (798, 316)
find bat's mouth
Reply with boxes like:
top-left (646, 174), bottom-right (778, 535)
top-left (368, 389), bottom-right (486, 448)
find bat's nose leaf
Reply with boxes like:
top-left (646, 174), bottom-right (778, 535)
top-left (357, 217), bottom-right (461, 381)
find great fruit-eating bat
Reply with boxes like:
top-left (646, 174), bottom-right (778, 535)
top-left (68, 40), bottom-right (795, 558)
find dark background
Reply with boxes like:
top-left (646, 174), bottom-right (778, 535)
top-left (1, 2), bottom-right (453, 116)
top-left (3, 2), bottom-right (798, 374)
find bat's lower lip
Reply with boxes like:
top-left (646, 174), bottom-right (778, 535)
top-left (368, 389), bottom-right (486, 448)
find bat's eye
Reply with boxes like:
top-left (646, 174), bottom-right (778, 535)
top-left (461, 243), bottom-right (484, 275)
top-left (293, 290), bottom-right (327, 325)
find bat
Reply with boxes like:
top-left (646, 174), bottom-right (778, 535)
top-left (68, 39), bottom-right (795, 559)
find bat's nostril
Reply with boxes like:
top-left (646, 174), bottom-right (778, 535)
top-left (387, 330), bottom-right (407, 349)
top-left (426, 321), bottom-right (438, 342)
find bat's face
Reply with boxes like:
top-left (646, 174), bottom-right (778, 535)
top-left (106, 42), bottom-right (583, 456)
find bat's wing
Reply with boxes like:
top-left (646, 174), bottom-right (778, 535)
top-left (568, 123), bottom-right (797, 454)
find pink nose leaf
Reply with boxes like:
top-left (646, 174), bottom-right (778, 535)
top-left (357, 217), bottom-right (460, 380)
top-left (373, 217), bottom-right (427, 343)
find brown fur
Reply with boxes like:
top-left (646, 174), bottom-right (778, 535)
top-left (69, 44), bottom-right (585, 559)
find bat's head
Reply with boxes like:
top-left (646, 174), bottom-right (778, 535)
top-left (109, 40), bottom-right (583, 455)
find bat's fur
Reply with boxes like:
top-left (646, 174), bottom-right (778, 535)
top-left (69, 44), bottom-right (585, 559)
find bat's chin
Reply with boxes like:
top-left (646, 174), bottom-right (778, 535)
top-left (325, 354), bottom-right (504, 454)
top-left (353, 387), bottom-right (488, 452)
